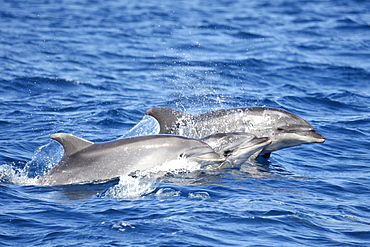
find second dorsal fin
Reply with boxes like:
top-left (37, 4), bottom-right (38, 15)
top-left (50, 133), bottom-right (94, 157)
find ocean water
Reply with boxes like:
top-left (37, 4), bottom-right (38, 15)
top-left (1, 0), bottom-right (370, 246)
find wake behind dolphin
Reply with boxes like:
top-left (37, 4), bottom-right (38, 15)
top-left (146, 106), bottom-right (325, 157)
top-left (37, 132), bottom-right (270, 185)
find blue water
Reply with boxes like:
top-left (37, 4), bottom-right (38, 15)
top-left (1, 0), bottom-right (370, 246)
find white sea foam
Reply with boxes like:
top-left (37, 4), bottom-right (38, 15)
top-left (101, 157), bottom-right (203, 199)
top-left (188, 191), bottom-right (211, 199)
top-left (155, 188), bottom-right (181, 198)
top-left (100, 175), bottom-right (156, 199)
top-left (145, 157), bottom-right (202, 175)
top-left (0, 164), bottom-right (38, 185)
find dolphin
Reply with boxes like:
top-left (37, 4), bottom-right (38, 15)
top-left (36, 133), bottom-right (224, 185)
top-left (201, 133), bottom-right (271, 168)
top-left (36, 132), bottom-right (269, 185)
top-left (145, 107), bottom-right (325, 158)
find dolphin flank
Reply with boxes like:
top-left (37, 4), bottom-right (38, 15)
top-left (145, 107), bottom-right (325, 157)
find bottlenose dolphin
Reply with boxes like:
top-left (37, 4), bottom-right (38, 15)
top-left (36, 133), bottom-right (223, 185)
top-left (145, 107), bottom-right (325, 158)
top-left (201, 133), bottom-right (271, 167)
top-left (36, 132), bottom-right (269, 185)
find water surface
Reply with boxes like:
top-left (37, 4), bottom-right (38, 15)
top-left (1, 0), bottom-right (370, 246)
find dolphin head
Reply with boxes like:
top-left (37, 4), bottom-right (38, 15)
top-left (260, 124), bottom-right (325, 154)
top-left (243, 108), bottom-right (325, 155)
top-left (223, 136), bottom-right (272, 166)
top-left (201, 133), bottom-right (272, 167)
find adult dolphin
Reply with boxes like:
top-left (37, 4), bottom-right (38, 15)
top-left (145, 107), bottom-right (325, 158)
top-left (36, 132), bottom-right (270, 185)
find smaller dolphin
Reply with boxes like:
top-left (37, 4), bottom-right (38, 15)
top-left (36, 132), bottom-right (268, 185)
top-left (145, 107), bottom-right (325, 158)
top-left (201, 133), bottom-right (271, 167)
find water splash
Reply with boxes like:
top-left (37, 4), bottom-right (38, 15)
top-left (155, 188), bottom-right (181, 198)
top-left (0, 141), bottom-right (62, 185)
top-left (120, 115), bottom-right (159, 138)
top-left (100, 175), bottom-right (157, 199)
top-left (24, 142), bottom-right (63, 177)
top-left (0, 164), bottom-right (38, 185)
top-left (144, 157), bottom-right (202, 175)
top-left (188, 191), bottom-right (211, 199)
top-left (100, 157), bottom-right (204, 199)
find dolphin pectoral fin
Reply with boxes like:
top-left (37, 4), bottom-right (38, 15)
top-left (249, 149), bottom-right (263, 160)
top-left (145, 107), bottom-right (191, 134)
top-left (50, 133), bottom-right (94, 157)
top-left (249, 150), bottom-right (270, 160)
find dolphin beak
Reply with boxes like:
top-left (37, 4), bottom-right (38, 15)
top-left (307, 131), bottom-right (325, 143)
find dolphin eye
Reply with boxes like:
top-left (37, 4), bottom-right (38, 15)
top-left (223, 150), bottom-right (232, 157)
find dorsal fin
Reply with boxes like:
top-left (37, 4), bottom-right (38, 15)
top-left (50, 133), bottom-right (94, 157)
top-left (145, 107), bottom-right (191, 134)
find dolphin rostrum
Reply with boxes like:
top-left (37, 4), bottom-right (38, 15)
top-left (145, 107), bottom-right (325, 158)
top-left (36, 132), bottom-right (269, 185)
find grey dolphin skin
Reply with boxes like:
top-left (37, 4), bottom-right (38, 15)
top-left (145, 107), bottom-right (325, 158)
top-left (36, 132), bottom-right (269, 185)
